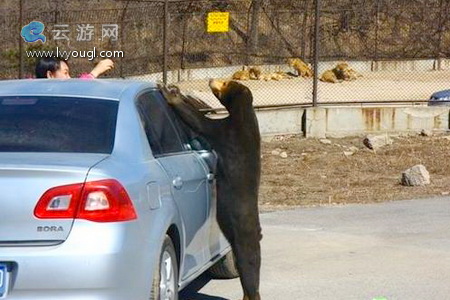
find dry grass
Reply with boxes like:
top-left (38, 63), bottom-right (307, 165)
top-left (259, 134), bottom-right (450, 209)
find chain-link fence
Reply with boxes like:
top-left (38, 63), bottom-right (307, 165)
top-left (2, 0), bottom-right (450, 108)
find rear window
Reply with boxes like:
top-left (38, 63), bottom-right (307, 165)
top-left (0, 96), bottom-right (118, 153)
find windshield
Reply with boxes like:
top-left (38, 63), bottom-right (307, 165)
top-left (0, 96), bottom-right (118, 153)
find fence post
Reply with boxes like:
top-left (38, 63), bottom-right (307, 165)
top-left (435, 0), bottom-right (445, 71)
top-left (249, 0), bottom-right (261, 53)
top-left (301, 2), bottom-right (309, 59)
top-left (119, 1), bottom-right (130, 79)
top-left (373, 0), bottom-right (380, 72)
top-left (312, 0), bottom-right (321, 107)
top-left (163, 0), bottom-right (169, 84)
top-left (246, 0), bottom-right (262, 65)
top-left (54, 0), bottom-right (59, 23)
top-left (18, 0), bottom-right (24, 79)
top-left (180, 15), bottom-right (187, 70)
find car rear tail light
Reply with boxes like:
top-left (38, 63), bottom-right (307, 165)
top-left (34, 183), bottom-right (83, 219)
top-left (77, 180), bottom-right (137, 222)
top-left (34, 179), bottom-right (137, 222)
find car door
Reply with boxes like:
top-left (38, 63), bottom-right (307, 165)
top-left (166, 108), bottom-right (224, 262)
top-left (171, 123), bottom-right (224, 261)
top-left (136, 90), bottom-right (210, 280)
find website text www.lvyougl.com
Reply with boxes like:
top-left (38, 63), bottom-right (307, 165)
top-left (25, 47), bottom-right (124, 61)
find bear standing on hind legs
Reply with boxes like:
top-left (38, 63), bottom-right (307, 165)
top-left (161, 80), bottom-right (262, 300)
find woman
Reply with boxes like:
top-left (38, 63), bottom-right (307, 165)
top-left (35, 57), bottom-right (114, 79)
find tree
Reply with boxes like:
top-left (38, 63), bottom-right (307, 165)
top-left (248, 0), bottom-right (262, 55)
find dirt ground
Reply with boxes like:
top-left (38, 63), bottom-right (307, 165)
top-left (176, 70), bottom-right (450, 210)
top-left (259, 133), bottom-right (450, 211)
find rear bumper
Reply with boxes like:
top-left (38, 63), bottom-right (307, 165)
top-left (0, 220), bottom-right (159, 300)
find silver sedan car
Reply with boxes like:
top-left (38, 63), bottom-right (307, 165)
top-left (0, 79), bottom-right (238, 300)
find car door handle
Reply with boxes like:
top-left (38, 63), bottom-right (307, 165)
top-left (207, 173), bottom-right (215, 181)
top-left (172, 177), bottom-right (183, 190)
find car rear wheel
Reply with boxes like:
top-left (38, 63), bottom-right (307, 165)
top-left (151, 235), bottom-right (179, 300)
top-left (207, 250), bottom-right (240, 279)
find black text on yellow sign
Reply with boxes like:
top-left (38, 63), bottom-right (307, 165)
top-left (207, 12), bottom-right (230, 33)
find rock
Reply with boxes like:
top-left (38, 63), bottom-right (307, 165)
top-left (271, 148), bottom-right (282, 156)
top-left (343, 146), bottom-right (359, 157)
top-left (301, 153), bottom-right (308, 156)
top-left (273, 134), bottom-right (297, 141)
top-left (280, 152), bottom-right (288, 158)
top-left (343, 151), bottom-right (355, 157)
top-left (363, 134), bottom-right (393, 150)
top-left (347, 146), bottom-right (359, 152)
top-left (401, 164), bottom-right (430, 186)
top-left (319, 139), bottom-right (332, 145)
top-left (420, 129), bottom-right (433, 137)
top-left (440, 136), bottom-right (450, 141)
top-left (271, 135), bottom-right (282, 141)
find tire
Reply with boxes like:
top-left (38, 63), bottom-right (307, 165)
top-left (207, 250), bottom-right (240, 279)
top-left (150, 235), bottom-right (179, 300)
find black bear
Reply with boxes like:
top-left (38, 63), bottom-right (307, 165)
top-left (161, 80), bottom-right (262, 300)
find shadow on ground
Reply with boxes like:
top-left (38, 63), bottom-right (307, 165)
top-left (179, 273), bottom-right (230, 300)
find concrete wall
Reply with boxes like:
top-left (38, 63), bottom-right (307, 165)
top-left (372, 59), bottom-right (436, 72)
top-left (256, 108), bottom-right (305, 136)
top-left (305, 106), bottom-right (450, 138)
top-left (255, 106), bottom-right (450, 138)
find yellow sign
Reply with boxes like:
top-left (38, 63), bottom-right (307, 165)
top-left (207, 12), bottom-right (229, 33)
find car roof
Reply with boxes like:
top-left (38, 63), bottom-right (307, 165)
top-left (0, 79), bottom-right (158, 101)
top-left (431, 89), bottom-right (450, 98)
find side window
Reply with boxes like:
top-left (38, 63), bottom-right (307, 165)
top-left (159, 95), bottom-right (213, 152)
top-left (136, 91), bottom-right (184, 156)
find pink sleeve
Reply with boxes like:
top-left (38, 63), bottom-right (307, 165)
top-left (79, 73), bottom-right (95, 79)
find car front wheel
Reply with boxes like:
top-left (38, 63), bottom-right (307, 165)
top-left (151, 235), bottom-right (179, 300)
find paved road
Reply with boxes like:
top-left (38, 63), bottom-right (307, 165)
top-left (180, 197), bottom-right (450, 300)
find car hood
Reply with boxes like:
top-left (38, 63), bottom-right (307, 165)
top-left (0, 153), bottom-right (108, 245)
